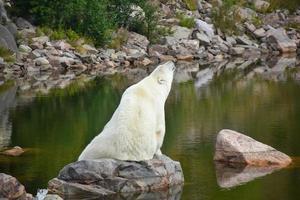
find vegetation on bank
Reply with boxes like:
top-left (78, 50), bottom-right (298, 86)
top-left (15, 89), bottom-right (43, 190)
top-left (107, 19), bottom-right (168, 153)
top-left (12, 0), bottom-right (164, 46)
top-left (0, 47), bottom-right (15, 63)
top-left (211, 0), bottom-right (300, 35)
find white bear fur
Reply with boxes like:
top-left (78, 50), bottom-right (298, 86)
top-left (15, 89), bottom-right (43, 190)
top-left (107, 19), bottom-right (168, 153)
top-left (78, 61), bottom-right (175, 161)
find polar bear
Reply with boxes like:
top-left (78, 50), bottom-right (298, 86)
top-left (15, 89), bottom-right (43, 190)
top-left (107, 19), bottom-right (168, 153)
top-left (78, 61), bottom-right (176, 161)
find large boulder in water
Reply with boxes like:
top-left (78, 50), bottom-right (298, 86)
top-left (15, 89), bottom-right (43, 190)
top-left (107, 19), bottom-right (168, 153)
top-left (48, 154), bottom-right (184, 199)
top-left (0, 24), bottom-right (18, 53)
top-left (214, 129), bottom-right (292, 167)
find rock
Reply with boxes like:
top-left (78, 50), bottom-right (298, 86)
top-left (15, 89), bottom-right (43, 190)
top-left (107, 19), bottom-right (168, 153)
top-left (0, 173), bottom-right (27, 199)
top-left (159, 55), bottom-right (176, 62)
top-left (253, 28), bottom-right (266, 38)
top-left (266, 27), bottom-right (297, 53)
top-left (148, 44), bottom-right (168, 57)
top-left (195, 32), bottom-right (211, 45)
top-left (236, 7), bottom-right (257, 21)
top-left (44, 194), bottom-right (63, 200)
top-left (165, 26), bottom-right (192, 45)
top-left (245, 22), bottom-right (256, 32)
top-left (230, 47), bottom-right (245, 55)
top-left (176, 54), bottom-right (194, 61)
top-left (48, 154), bottom-right (184, 199)
top-left (195, 19), bottom-right (214, 39)
top-left (15, 17), bottom-right (34, 29)
top-left (237, 35), bottom-right (255, 46)
top-left (0, 0), bottom-right (9, 24)
top-left (53, 41), bottom-right (72, 50)
top-left (126, 32), bottom-right (149, 52)
top-left (141, 57), bottom-right (152, 66)
top-left (32, 36), bottom-right (49, 44)
top-left (226, 36), bottom-right (237, 46)
top-left (214, 129), bottom-right (292, 167)
top-left (81, 44), bottom-right (98, 54)
top-left (0, 24), bottom-right (18, 53)
top-left (19, 45), bottom-right (32, 53)
top-left (6, 22), bottom-right (18, 37)
top-left (253, 0), bottom-right (270, 11)
top-left (1, 146), bottom-right (25, 156)
top-left (215, 162), bottom-right (281, 188)
top-left (34, 57), bottom-right (50, 66)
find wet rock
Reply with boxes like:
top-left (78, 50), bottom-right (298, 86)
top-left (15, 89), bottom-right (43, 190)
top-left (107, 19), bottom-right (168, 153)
top-left (266, 27), bottom-right (297, 53)
top-left (215, 162), bottom-right (281, 188)
top-left (0, 173), bottom-right (27, 199)
top-left (1, 146), bottom-right (25, 156)
top-left (214, 129), bottom-right (292, 167)
top-left (237, 35), bottom-right (255, 46)
top-left (44, 194), bottom-right (63, 200)
top-left (48, 154), bottom-right (184, 199)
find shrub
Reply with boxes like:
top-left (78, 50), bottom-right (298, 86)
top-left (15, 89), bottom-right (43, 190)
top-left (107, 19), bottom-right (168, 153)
top-left (12, 0), bottom-right (161, 46)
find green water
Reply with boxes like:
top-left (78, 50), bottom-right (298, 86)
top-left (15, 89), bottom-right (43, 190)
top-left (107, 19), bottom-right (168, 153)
top-left (1, 64), bottom-right (300, 199)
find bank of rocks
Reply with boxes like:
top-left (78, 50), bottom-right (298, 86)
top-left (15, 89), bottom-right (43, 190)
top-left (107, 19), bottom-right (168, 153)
top-left (0, 0), bottom-right (300, 94)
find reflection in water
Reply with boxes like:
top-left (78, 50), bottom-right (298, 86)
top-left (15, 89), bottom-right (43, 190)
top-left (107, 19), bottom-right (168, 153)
top-left (215, 162), bottom-right (281, 189)
top-left (0, 86), bottom-right (17, 149)
top-left (0, 57), bottom-right (300, 199)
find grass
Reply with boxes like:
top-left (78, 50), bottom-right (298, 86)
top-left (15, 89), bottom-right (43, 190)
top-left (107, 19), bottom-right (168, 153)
top-left (183, 0), bottom-right (197, 11)
top-left (267, 0), bottom-right (300, 12)
top-left (108, 28), bottom-right (129, 50)
top-left (0, 47), bottom-right (16, 63)
top-left (176, 13), bottom-right (195, 29)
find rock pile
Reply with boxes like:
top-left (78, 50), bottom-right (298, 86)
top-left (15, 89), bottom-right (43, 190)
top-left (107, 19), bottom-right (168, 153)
top-left (48, 154), bottom-right (184, 199)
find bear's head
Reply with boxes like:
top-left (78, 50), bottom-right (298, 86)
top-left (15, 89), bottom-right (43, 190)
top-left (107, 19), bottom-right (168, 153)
top-left (151, 61), bottom-right (175, 95)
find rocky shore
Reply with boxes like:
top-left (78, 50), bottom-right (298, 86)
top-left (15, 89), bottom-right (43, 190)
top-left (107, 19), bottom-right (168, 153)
top-left (0, 0), bottom-right (299, 95)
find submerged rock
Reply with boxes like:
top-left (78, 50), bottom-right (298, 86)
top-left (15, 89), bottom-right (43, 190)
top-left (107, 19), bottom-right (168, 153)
top-left (214, 129), bottom-right (292, 167)
top-left (48, 154), bottom-right (184, 199)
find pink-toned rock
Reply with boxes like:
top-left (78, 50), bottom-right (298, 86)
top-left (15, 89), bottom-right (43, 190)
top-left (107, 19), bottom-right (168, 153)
top-left (214, 129), bottom-right (292, 167)
top-left (0, 173), bottom-right (27, 199)
top-left (1, 146), bottom-right (25, 157)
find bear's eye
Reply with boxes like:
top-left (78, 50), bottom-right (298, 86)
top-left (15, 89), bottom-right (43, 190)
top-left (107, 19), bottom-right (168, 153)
top-left (158, 78), bottom-right (166, 85)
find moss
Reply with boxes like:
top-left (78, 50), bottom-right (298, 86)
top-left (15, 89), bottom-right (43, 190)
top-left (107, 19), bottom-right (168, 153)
top-left (252, 16), bottom-right (263, 27)
top-left (183, 0), bottom-right (197, 11)
top-left (0, 47), bottom-right (16, 63)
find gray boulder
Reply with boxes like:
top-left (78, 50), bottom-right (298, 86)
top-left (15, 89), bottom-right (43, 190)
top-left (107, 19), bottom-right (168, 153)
top-left (214, 129), bottom-right (292, 167)
top-left (266, 27), bottom-right (297, 53)
top-left (48, 154), bottom-right (184, 199)
top-left (0, 24), bottom-right (17, 53)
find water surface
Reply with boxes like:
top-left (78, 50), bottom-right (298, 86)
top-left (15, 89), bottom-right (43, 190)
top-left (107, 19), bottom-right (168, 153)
top-left (0, 59), bottom-right (300, 199)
